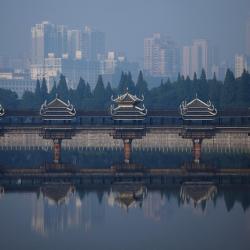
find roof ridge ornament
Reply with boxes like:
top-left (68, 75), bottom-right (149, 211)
top-left (40, 96), bottom-right (76, 121)
top-left (111, 90), bottom-right (147, 120)
top-left (0, 104), bottom-right (5, 117)
top-left (180, 96), bottom-right (217, 121)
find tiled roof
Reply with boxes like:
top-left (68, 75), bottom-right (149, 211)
top-left (40, 95), bottom-right (76, 120)
top-left (0, 104), bottom-right (5, 117)
top-left (180, 97), bottom-right (217, 120)
top-left (111, 90), bottom-right (147, 120)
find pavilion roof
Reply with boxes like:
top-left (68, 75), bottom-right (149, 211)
top-left (111, 90), bottom-right (147, 120)
top-left (180, 96), bottom-right (217, 120)
top-left (0, 104), bottom-right (4, 117)
top-left (180, 182), bottom-right (217, 206)
top-left (40, 95), bottom-right (76, 120)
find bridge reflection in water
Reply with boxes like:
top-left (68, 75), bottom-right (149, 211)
top-left (0, 179), bottom-right (250, 236)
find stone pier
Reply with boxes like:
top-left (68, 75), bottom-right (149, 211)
top-left (53, 138), bottom-right (62, 164)
top-left (192, 138), bottom-right (202, 164)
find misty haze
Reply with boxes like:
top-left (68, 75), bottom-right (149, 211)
top-left (0, 1), bottom-right (250, 250)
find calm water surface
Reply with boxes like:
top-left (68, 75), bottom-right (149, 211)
top-left (0, 186), bottom-right (249, 250)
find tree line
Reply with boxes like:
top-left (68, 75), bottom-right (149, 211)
top-left (1, 69), bottom-right (250, 110)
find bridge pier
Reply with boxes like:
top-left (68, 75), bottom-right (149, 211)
top-left (110, 129), bottom-right (145, 165)
top-left (192, 138), bottom-right (202, 164)
top-left (123, 139), bottom-right (132, 164)
top-left (53, 139), bottom-right (62, 164)
top-left (39, 128), bottom-right (75, 167)
top-left (180, 127), bottom-right (215, 165)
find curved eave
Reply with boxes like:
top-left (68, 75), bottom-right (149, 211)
top-left (112, 92), bottom-right (144, 103)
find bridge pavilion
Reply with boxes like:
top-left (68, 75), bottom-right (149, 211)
top-left (0, 104), bottom-right (4, 117)
top-left (180, 96), bottom-right (217, 164)
top-left (40, 95), bottom-right (76, 165)
top-left (110, 90), bottom-right (147, 164)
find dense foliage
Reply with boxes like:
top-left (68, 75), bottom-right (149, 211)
top-left (1, 68), bottom-right (250, 110)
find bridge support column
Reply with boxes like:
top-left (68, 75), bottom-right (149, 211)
top-left (53, 139), bottom-right (62, 164)
top-left (192, 138), bottom-right (202, 164)
top-left (123, 139), bottom-right (132, 164)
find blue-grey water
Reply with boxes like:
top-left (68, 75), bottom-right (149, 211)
top-left (0, 148), bottom-right (250, 250)
top-left (0, 186), bottom-right (250, 250)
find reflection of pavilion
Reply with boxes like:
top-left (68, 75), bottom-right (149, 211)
top-left (180, 181), bottom-right (217, 207)
top-left (0, 186), bottom-right (4, 198)
top-left (108, 182), bottom-right (147, 210)
top-left (32, 185), bottom-right (106, 235)
top-left (41, 183), bottom-right (75, 205)
top-left (32, 183), bottom-right (80, 235)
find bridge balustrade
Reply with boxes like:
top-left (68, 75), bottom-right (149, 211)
top-left (0, 110), bottom-right (250, 127)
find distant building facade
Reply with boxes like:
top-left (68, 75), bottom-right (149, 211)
top-left (246, 14), bottom-right (250, 57)
top-left (181, 39), bottom-right (219, 79)
top-left (234, 54), bottom-right (247, 78)
top-left (81, 26), bottom-right (105, 60)
top-left (144, 33), bottom-right (180, 79)
top-left (30, 22), bottom-right (106, 89)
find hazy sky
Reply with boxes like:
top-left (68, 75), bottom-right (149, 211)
top-left (0, 0), bottom-right (250, 64)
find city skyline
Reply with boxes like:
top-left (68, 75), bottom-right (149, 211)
top-left (0, 0), bottom-right (250, 63)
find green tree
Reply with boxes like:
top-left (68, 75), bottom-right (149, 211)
top-left (237, 70), bottom-right (250, 107)
top-left (40, 77), bottom-right (48, 101)
top-left (57, 74), bottom-right (69, 100)
top-left (21, 91), bottom-right (36, 109)
top-left (105, 82), bottom-right (113, 100)
top-left (136, 71), bottom-right (148, 96)
top-left (34, 79), bottom-right (41, 99)
top-left (49, 80), bottom-right (57, 100)
top-left (0, 88), bottom-right (19, 109)
top-left (75, 77), bottom-right (86, 108)
top-left (221, 69), bottom-right (236, 108)
top-left (93, 75), bottom-right (105, 107)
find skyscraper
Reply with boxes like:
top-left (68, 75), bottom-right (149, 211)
top-left (81, 26), bottom-right (105, 60)
top-left (31, 21), bottom-right (68, 64)
top-left (67, 29), bottom-right (81, 59)
top-left (235, 54), bottom-right (247, 78)
top-left (191, 39), bottom-right (208, 77)
top-left (55, 25), bottom-right (68, 57)
top-left (182, 46), bottom-right (192, 78)
top-left (144, 33), bottom-right (180, 78)
top-left (246, 14), bottom-right (250, 56)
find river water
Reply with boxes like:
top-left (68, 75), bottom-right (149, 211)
top-left (0, 186), bottom-right (249, 250)
top-left (0, 149), bottom-right (250, 250)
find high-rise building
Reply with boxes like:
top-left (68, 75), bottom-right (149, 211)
top-left (81, 26), bottom-right (105, 60)
top-left (246, 14), bottom-right (250, 56)
top-left (182, 40), bottom-right (218, 79)
top-left (191, 39), bottom-right (208, 77)
top-left (235, 54), bottom-right (247, 78)
top-left (144, 33), bottom-right (180, 78)
top-left (67, 29), bottom-right (81, 59)
top-left (55, 25), bottom-right (68, 57)
top-left (31, 21), bottom-right (68, 64)
top-left (182, 46), bottom-right (192, 78)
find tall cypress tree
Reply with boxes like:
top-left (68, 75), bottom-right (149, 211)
top-left (35, 79), bottom-right (41, 99)
top-left (57, 74), bottom-right (69, 100)
top-left (75, 77), bottom-right (86, 107)
top-left (40, 77), bottom-right (48, 101)
top-left (93, 75), bottom-right (105, 100)
top-left (105, 82), bottom-right (113, 100)
top-left (221, 69), bottom-right (236, 108)
top-left (136, 71), bottom-right (148, 96)
top-left (49, 80), bottom-right (57, 100)
top-left (237, 70), bottom-right (250, 107)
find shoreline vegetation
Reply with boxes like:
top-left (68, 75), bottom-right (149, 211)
top-left (0, 69), bottom-right (250, 110)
